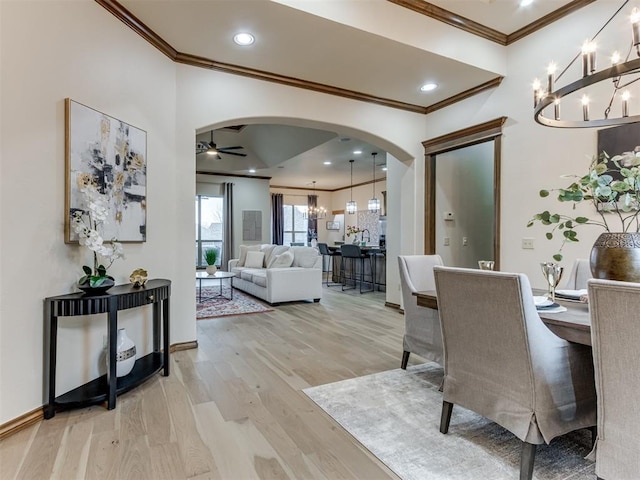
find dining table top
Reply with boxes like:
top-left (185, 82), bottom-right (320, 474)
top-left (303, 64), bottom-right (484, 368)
top-left (413, 290), bottom-right (592, 346)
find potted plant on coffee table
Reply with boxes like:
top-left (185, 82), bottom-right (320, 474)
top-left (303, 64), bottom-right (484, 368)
top-left (527, 149), bottom-right (640, 281)
top-left (204, 247), bottom-right (219, 275)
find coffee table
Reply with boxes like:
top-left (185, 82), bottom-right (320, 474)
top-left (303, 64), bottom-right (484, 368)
top-left (196, 271), bottom-right (235, 302)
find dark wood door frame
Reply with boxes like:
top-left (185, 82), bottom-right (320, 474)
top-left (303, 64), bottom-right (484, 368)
top-left (422, 117), bottom-right (507, 269)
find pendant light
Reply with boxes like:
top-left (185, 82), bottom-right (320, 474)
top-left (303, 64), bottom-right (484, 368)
top-left (368, 152), bottom-right (380, 213)
top-left (346, 159), bottom-right (357, 214)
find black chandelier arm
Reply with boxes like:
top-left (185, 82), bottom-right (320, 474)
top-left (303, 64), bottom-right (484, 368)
top-left (534, 57), bottom-right (640, 128)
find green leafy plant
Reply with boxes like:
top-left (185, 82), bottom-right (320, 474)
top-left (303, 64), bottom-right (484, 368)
top-left (528, 150), bottom-right (640, 261)
top-left (204, 247), bottom-right (219, 266)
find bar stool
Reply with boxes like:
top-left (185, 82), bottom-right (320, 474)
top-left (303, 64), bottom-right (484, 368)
top-left (317, 243), bottom-right (341, 286)
top-left (340, 244), bottom-right (374, 293)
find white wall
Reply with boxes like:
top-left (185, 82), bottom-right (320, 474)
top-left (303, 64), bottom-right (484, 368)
top-left (0, 0), bottom-right (181, 421)
top-left (197, 174), bottom-right (271, 258)
top-left (0, 1), bottom-right (425, 424)
top-left (420, 1), bottom-right (635, 289)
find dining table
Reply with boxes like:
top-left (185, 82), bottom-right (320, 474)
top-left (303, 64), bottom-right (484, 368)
top-left (413, 290), bottom-right (592, 346)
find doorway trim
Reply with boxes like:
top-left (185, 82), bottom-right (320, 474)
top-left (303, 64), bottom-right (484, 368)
top-left (422, 117), bottom-right (507, 268)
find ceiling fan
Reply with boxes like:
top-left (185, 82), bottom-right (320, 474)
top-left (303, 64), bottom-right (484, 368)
top-left (196, 132), bottom-right (247, 159)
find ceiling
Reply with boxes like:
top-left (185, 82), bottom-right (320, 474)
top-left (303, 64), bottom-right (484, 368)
top-left (113, 0), bottom-right (582, 189)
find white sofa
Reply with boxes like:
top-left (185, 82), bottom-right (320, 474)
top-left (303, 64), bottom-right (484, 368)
top-left (228, 244), bottom-right (322, 305)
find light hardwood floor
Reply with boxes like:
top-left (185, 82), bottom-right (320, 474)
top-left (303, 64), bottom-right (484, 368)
top-left (1, 287), bottom-right (411, 479)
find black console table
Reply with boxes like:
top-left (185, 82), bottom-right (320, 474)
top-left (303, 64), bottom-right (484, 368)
top-left (44, 279), bottom-right (171, 419)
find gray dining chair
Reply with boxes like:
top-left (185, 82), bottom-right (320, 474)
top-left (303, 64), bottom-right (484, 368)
top-left (561, 258), bottom-right (591, 290)
top-left (588, 278), bottom-right (640, 480)
top-left (398, 255), bottom-right (443, 368)
top-left (433, 266), bottom-right (597, 480)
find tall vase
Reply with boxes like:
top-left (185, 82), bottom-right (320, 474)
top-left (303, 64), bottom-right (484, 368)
top-left (590, 232), bottom-right (640, 282)
top-left (107, 328), bottom-right (136, 377)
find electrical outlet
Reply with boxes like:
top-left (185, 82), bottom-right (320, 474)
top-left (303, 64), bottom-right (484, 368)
top-left (522, 238), bottom-right (534, 249)
top-left (462, 237), bottom-right (468, 246)
top-left (443, 237), bottom-right (450, 246)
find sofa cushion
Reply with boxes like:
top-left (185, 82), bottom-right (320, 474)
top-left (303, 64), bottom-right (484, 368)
top-left (261, 244), bottom-right (277, 267)
top-left (268, 250), bottom-right (294, 269)
top-left (291, 246), bottom-right (320, 268)
top-left (238, 244), bottom-right (261, 266)
top-left (251, 270), bottom-right (267, 288)
top-left (245, 251), bottom-right (265, 269)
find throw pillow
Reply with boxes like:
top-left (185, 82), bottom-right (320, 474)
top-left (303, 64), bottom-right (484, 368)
top-left (238, 244), bottom-right (261, 266)
top-left (261, 244), bottom-right (277, 267)
top-left (265, 245), bottom-right (290, 267)
top-left (291, 246), bottom-right (320, 268)
top-left (244, 251), bottom-right (265, 269)
top-left (268, 250), bottom-right (294, 269)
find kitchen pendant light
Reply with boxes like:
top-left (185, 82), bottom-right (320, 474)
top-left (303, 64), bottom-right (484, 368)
top-left (368, 152), bottom-right (380, 213)
top-left (346, 159), bottom-right (357, 214)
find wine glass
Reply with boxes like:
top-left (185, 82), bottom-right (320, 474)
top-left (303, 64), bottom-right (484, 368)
top-left (540, 262), bottom-right (564, 303)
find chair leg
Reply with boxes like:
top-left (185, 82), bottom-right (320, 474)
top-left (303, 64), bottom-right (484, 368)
top-left (439, 401), bottom-right (453, 434)
top-left (401, 351), bottom-right (410, 369)
top-left (520, 442), bottom-right (537, 480)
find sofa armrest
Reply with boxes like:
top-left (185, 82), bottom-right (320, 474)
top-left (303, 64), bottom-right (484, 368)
top-left (228, 258), bottom-right (239, 271)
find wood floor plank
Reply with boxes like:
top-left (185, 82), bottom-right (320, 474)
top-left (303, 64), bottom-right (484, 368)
top-left (1, 287), bottom-right (402, 480)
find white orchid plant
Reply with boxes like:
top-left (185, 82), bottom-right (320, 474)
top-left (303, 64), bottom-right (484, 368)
top-left (72, 182), bottom-right (124, 287)
top-left (528, 149), bottom-right (640, 261)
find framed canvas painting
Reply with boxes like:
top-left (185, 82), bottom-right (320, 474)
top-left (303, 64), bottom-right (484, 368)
top-left (65, 99), bottom-right (147, 243)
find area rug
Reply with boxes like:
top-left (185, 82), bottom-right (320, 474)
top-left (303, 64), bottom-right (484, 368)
top-left (196, 286), bottom-right (273, 319)
top-left (303, 363), bottom-right (595, 480)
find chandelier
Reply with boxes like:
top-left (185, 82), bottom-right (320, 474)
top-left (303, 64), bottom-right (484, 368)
top-left (533, 1), bottom-right (640, 128)
top-left (368, 152), bottom-right (380, 213)
top-left (304, 181), bottom-right (327, 220)
top-left (346, 159), bottom-right (357, 214)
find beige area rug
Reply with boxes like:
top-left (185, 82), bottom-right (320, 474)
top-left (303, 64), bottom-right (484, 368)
top-left (196, 286), bottom-right (273, 319)
top-left (303, 363), bottom-right (595, 480)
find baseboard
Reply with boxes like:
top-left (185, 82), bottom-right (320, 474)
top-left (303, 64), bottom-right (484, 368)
top-left (0, 407), bottom-right (43, 440)
top-left (169, 340), bottom-right (198, 353)
top-left (385, 301), bottom-right (401, 311)
top-left (1, 340), bottom-right (199, 440)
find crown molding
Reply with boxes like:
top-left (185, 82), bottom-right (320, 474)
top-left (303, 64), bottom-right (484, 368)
top-left (424, 77), bottom-right (503, 115)
top-left (387, 0), bottom-right (506, 44)
top-left (388, 0), bottom-right (594, 45)
top-left (506, 0), bottom-right (596, 44)
top-left (95, 0), bottom-right (503, 116)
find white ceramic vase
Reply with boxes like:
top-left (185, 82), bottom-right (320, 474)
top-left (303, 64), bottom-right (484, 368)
top-left (108, 328), bottom-right (136, 377)
top-left (206, 265), bottom-right (217, 275)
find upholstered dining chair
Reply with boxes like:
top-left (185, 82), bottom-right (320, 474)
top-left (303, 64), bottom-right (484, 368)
top-left (433, 266), bottom-right (597, 480)
top-left (561, 258), bottom-right (591, 290)
top-left (588, 278), bottom-right (640, 480)
top-left (397, 255), bottom-right (443, 368)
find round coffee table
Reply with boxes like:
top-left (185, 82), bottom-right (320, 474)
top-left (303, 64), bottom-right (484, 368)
top-left (196, 271), bottom-right (236, 302)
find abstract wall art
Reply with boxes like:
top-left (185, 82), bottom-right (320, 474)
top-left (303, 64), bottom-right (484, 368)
top-left (65, 99), bottom-right (147, 243)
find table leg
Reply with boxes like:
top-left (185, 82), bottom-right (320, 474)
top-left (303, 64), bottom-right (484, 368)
top-left (230, 277), bottom-right (233, 300)
top-left (106, 296), bottom-right (118, 410)
top-left (162, 297), bottom-right (170, 376)
top-left (44, 307), bottom-right (57, 419)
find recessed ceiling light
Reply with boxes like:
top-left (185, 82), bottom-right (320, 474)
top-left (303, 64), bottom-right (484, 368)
top-left (420, 82), bottom-right (438, 92)
top-left (249, 169), bottom-right (256, 173)
top-left (233, 32), bottom-right (255, 46)
top-left (520, 0), bottom-right (534, 6)
top-left (382, 167), bottom-right (388, 171)
top-left (324, 161), bottom-right (332, 165)
top-left (353, 150), bottom-right (362, 155)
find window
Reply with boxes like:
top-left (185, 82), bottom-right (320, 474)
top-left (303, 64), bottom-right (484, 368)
top-left (283, 204), bottom-right (308, 245)
top-left (195, 195), bottom-right (223, 267)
